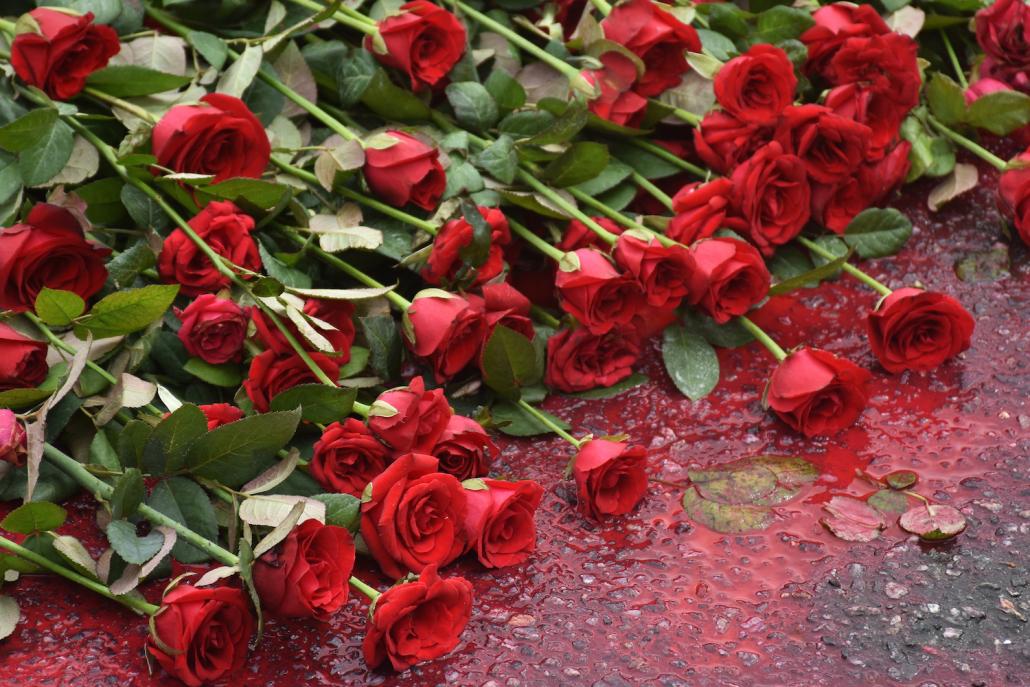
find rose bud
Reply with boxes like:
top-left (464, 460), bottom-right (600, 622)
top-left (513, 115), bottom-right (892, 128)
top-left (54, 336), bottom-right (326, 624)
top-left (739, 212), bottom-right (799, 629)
top-left (198, 403), bottom-right (244, 430)
top-left (0, 323), bottom-right (48, 392)
top-left (765, 347), bottom-right (872, 437)
top-left (827, 33), bottom-right (921, 114)
top-left (714, 45), bottom-right (797, 125)
top-left (366, 0), bottom-right (466, 91)
top-left (572, 439), bottom-right (648, 520)
top-left (253, 298), bottom-right (356, 360)
top-left (175, 294), bottom-right (247, 365)
top-left (866, 288), bottom-right (975, 374)
top-left (432, 415), bottom-right (498, 481)
top-left (559, 216), bottom-right (624, 252)
top-left (965, 79), bottom-right (1030, 146)
top-left (729, 141), bottom-right (811, 255)
top-left (10, 9), bottom-right (119, 100)
top-left (158, 200), bottom-right (261, 297)
top-left (362, 563), bottom-right (473, 671)
top-left (693, 110), bottom-right (774, 174)
top-left (0, 409), bottom-right (27, 467)
top-left (545, 325), bottom-right (641, 393)
top-left (421, 206), bottom-right (510, 287)
top-left (253, 519), bottom-right (355, 620)
top-left (600, 0), bottom-right (701, 97)
top-left (404, 290), bottom-right (488, 382)
top-left (360, 452), bottom-right (468, 578)
top-left (153, 94), bottom-right (269, 182)
top-left (147, 584), bottom-right (255, 687)
top-left (555, 249), bottom-right (645, 335)
top-left (687, 238), bottom-right (770, 324)
top-left (368, 376), bottom-right (452, 453)
top-left (668, 178), bottom-right (735, 246)
top-left (975, 0), bottom-right (1030, 92)
top-left (799, 2), bottom-right (890, 79)
top-left (463, 478), bottom-right (544, 568)
top-left (999, 149), bottom-right (1030, 247)
top-left (0, 203), bottom-right (110, 312)
top-left (774, 104), bottom-right (872, 184)
top-left (613, 232), bottom-right (695, 309)
top-left (584, 50), bottom-right (649, 128)
top-left (311, 418), bottom-right (390, 497)
top-left (243, 350), bottom-right (341, 414)
top-left (478, 282), bottom-right (535, 342)
top-left (363, 130), bottom-right (445, 211)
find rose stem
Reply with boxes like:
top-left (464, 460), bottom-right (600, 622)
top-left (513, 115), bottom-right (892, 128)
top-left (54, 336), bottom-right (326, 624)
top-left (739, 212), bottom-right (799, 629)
top-left (82, 87), bottom-right (157, 124)
top-left (587, 0), bottom-right (614, 15)
top-left (530, 306), bottom-right (562, 328)
top-left (515, 399), bottom-right (583, 448)
top-left (939, 30), bottom-right (969, 90)
top-left (507, 218), bottom-right (568, 262)
top-left (287, 0), bottom-right (378, 33)
top-left (926, 115), bottom-right (1008, 171)
top-left (630, 172), bottom-right (675, 211)
top-left (795, 236), bottom-right (893, 298)
top-left (0, 535), bottom-right (160, 615)
top-left (736, 316), bottom-right (788, 362)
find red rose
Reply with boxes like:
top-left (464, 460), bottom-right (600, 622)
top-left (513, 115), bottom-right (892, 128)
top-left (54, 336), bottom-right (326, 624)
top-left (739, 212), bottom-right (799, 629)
top-left (999, 150), bottom-right (1030, 246)
top-left (175, 294), bottom-right (247, 365)
top-left (157, 201), bottom-right (261, 297)
top-left (147, 585), bottom-right (254, 687)
top-left (975, 0), bottom-right (1030, 93)
top-left (811, 140), bottom-right (910, 233)
top-left (253, 519), bottom-right (355, 620)
top-left (252, 298), bottom-right (355, 360)
top-left (243, 350), bottom-right (341, 414)
top-left (477, 282), bottom-right (535, 341)
top-left (363, 130), bottom-right (445, 211)
top-left (693, 110), bottom-right (775, 174)
top-left (311, 418), bottom-right (390, 497)
top-left (584, 51), bottom-right (650, 128)
top-left (367, 0), bottom-right (467, 91)
top-left (152, 94), bottom-right (270, 183)
top-left (966, 79), bottom-right (1030, 145)
top-left (464, 479), bottom-right (544, 568)
top-left (822, 84), bottom-right (905, 161)
top-left (687, 238), bottom-right (770, 324)
top-left (612, 233), bottom-right (694, 308)
top-left (421, 206), bottom-right (510, 287)
top-left (800, 2), bottom-right (890, 79)
top-left (360, 452), bottom-right (468, 578)
top-left (0, 203), bottom-right (109, 312)
top-left (0, 409), bottom-right (27, 467)
top-left (774, 104), bottom-right (872, 184)
top-left (198, 403), bottom-right (244, 430)
top-left (714, 45), bottom-right (796, 125)
top-left (0, 323), bottom-right (48, 392)
top-left (10, 9), bottom-right (119, 100)
top-left (556, 249), bottom-right (645, 335)
top-left (545, 325), bottom-right (641, 393)
top-left (765, 347), bottom-right (871, 437)
top-left (629, 302), bottom-right (679, 339)
top-left (559, 216), bottom-right (624, 252)
top-left (432, 415), bottom-right (498, 480)
top-left (729, 142), bottom-right (811, 255)
top-left (362, 564), bottom-right (473, 671)
top-left (601, 0), bottom-right (701, 97)
top-left (827, 33), bottom-right (921, 113)
top-left (867, 287), bottom-right (975, 374)
top-left (668, 178), bottom-right (735, 245)
top-left (368, 376), bottom-right (452, 452)
top-left (405, 291), bottom-right (488, 381)
top-left (572, 439), bottom-right (648, 520)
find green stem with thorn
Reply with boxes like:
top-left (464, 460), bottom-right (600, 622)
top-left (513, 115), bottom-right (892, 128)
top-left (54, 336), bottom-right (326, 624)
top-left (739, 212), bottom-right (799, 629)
top-left (927, 115), bottom-right (1007, 171)
top-left (737, 316), bottom-right (787, 362)
top-left (796, 236), bottom-right (892, 298)
top-left (516, 399), bottom-right (582, 447)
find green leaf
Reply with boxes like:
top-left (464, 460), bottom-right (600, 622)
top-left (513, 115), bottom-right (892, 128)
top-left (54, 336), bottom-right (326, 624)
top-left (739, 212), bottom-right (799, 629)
top-left (682, 487), bottom-right (773, 533)
top-left (610, 140), bottom-right (682, 179)
top-left (925, 72), bottom-right (967, 127)
top-left (105, 241), bottom-right (157, 289)
top-left (525, 100), bottom-right (589, 146)
top-left (183, 358), bottom-right (244, 388)
top-left (885, 470), bottom-right (918, 490)
top-left (755, 5), bottom-right (815, 43)
top-left (34, 288), bottom-right (85, 326)
top-left (120, 184), bottom-right (171, 234)
top-left (86, 66), bottom-right (192, 97)
top-left (0, 109), bottom-right (58, 153)
top-left (187, 30), bottom-right (228, 70)
top-left (965, 90), bottom-right (1030, 135)
top-left (142, 403), bottom-right (208, 475)
top-left (269, 384), bottom-right (357, 424)
top-left (0, 502), bottom-right (67, 534)
top-left (474, 134), bottom-right (518, 184)
top-left (768, 249), bottom-right (851, 295)
top-left (703, 2), bottom-right (751, 38)
top-left (117, 420), bottom-right (152, 470)
top-left (335, 47), bottom-right (376, 107)
top-left (78, 284), bottom-right (180, 338)
top-left (18, 119), bottom-right (73, 186)
top-left (0, 388), bottom-right (52, 410)
top-left (446, 81), bottom-right (499, 130)
top-left (842, 208), bottom-right (913, 258)
top-left (146, 477), bottom-right (218, 564)
top-left (89, 429), bottom-right (120, 471)
top-left (361, 69), bottom-right (430, 122)
top-left (339, 346), bottom-right (370, 378)
top-left (484, 70), bottom-right (526, 112)
top-left (258, 243), bottom-right (311, 289)
top-left (567, 372), bottom-right (649, 399)
top-left (481, 325), bottom-right (539, 400)
top-left (361, 315), bottom-right (401, 381)
top-left (573, 159), bottom-right (633, 196)
top-left (867, 489), bottom-right (910, 515)
top-left (540, 142), bottom-right (610, 187)
top-left (202, 178), bottom-right (291, 211)
top-left (109, 468), bottom-right (145, 520)
top-left (491, 400), bottom-right (570, 437)
top-left (311, 493), bottom-right (361, 531)
top-left (662, 325), bottom-right (720, 401)
top-left (105, 519), bottom-right (164, 565)
top-left (498, 110), bottom-right (555, 138)
top-left (186, 409), bottom-right (301, 488)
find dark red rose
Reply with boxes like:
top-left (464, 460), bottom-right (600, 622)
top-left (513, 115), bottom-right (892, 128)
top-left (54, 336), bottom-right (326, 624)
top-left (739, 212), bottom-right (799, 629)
top-left (0, 323), bottom-right (48, 392)
top-left (687, 238), bottom-right (770, 324)
top-left (800, 2), bottom-right (890, 79)
top-left (774, 104), bottom-right (872, 183)
top-left (811, 140), bottom-right (910, 233)
top-left (612, 233), bottom-right (694, 309)
top-left (554, 0), bottom-right (589, 38)
top-left (545, 325), bottom-right (640, 393)
top-left (10, 9), bottom-right (119, 100)
top-left (175, 294), bottom-right (247, 365)
top-left (367, 0), bottom-right (466, 91)
top-left (405, 291), bottom-right (488, 382)
top-left (827, 33), bottom-right (921, 112)
top-left (157, 201), bottom-right (261, 297)
top-left (558, 216), bottom-right (624, 251)
top-left (477, 282), bottom-right (535, 341)
top-left (432, 415), bottom-right (498, 481)
top-left (252, 298), bottom-right (355, 360)
top-left (572, 439), bottom-right (648, 520)
top-left (629, 302), bottom-right (679, 339)
top-left (867, 287), bottom-right (975, 374)
top-left (765, 347), bottom-right (871, 437)
top-left (253, 519), bottom-right (355, 620)
top-left (243, 350), bottom-right (341, 414)
top-left (363, 130), bottom-right (445, 211)
top-left (668, 178), bottom-right (735, 245)
top-left (584, 50), bottom-right (649, 128)
top-left (152, 94), bottom-right (270, 183)
top-left (975, 0), bottom-right (1030, 93)
top-left (311, 418), bottom-right (390, 497)
top-left (360, 452), bottom-right (468, 578)
top-left (601, 0), bottom-right (701, 97)
top-left (421, 206), bottom-right (510, 287)
top-left (693, 110), bottom-right (775, 174)
top-left (198, 403), bottom-right (244, 430)
top-left (362, 564), bottom-right (473, 671)
top-left (1000, 150), bottom-right (1030, 246)
top-left (966, 79), bottom-right (1030, 145)
top-left (824, 83), bottom-right (905, 160)
top-left (714, 45), bottom-right (796, 125)
top-left (368, 376), bottom-right (452, 453)
top-left (0, 409), bottom-right (27, 467)
top-left (464, 479), bottom-right (544, 568)
top-left (147, 584), bottom-right (255, 687)
top-left (729, 141), bottom-right (811, 255)
top-left (0, 203), bottom-right (109, 312)
top-left (556, 249), bottom-right (645, 335)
